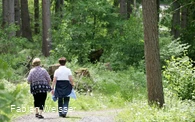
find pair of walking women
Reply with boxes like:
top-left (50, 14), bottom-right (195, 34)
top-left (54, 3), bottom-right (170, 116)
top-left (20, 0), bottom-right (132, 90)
top-left (27, 57), bottom-right (74, 119)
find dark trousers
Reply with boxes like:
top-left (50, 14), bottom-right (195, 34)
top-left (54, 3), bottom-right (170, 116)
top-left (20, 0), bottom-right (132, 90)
top-left (58, 97), bottom-right (70, 116)
top-left (33, 93), bottom-right (47, 110)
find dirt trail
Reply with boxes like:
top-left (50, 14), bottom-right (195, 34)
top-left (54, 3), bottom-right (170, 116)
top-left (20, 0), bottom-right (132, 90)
top-left (12, 109), bottom-right (122, 122)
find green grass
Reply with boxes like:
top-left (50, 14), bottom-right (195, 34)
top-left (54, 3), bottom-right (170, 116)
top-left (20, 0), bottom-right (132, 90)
top-left (115, 94), bottom-right (195, 122)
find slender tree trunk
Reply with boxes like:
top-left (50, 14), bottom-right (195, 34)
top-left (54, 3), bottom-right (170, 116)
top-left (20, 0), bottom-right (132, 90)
top-left (42, 0), bottom-right (51, 57)
top-left (21, 0), bottom-right (33, 41)
top-left (55, 0), bottom-right (64, 17)
top-left (120, 0), bottom-right (127, 19)
top-left (2, 0), bottom-right (15, 37)
top-left (171, 1), bottom-right (180, 39)
top-left (2, 0), bottom-right (15, 26)
top-left (54, 0), bottom-right (64, 29)
top-left (34, 0), bottom-right (40, 34)
top-left (15, 0), bottom-right (21, 36)
top-left (127, 0), bottom-right (133, 19)
top-left (181, 6), bottom-right (187, 29)
top-left (142, 0), bottom-right (164, 107)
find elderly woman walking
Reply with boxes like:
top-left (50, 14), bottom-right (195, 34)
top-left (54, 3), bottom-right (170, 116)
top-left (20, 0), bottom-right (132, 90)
top-left (27, 58), bottom-right (51, 119)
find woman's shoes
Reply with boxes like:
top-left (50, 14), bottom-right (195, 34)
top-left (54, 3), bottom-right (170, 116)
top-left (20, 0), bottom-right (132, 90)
top-left (35, 114), bottom-right (44, 119)
top-left (35, 113), bottom-right (39, 117)
top-left (59, 114), bottom-right (66, 118)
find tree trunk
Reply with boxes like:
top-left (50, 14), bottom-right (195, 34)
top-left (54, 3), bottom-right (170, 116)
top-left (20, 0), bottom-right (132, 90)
top-left (2, 0), bottom-right (15, 26)
top-left (2, 0), bottom-right (15, 37)
top-left (42, 0), bottom-right (51, 57)
top-left (156, 0), bottom-right (160, 22)
top-left (54, 0), bottom-right (64, 29)
top-left (21, 0), bottom-right (33, 41)
top-left (15, 0), bottom-right (21, 36)
top-left (55, 0), bottom-right (64, 17)
top-left (142, 0), bottom-right (164, 107)
top-left (171, 1), bottom-right (180, 39)
top-left (127, 0), bottom-right (133, 19)
top-left (34, 0), bottom-right (40, 34)
top-left (181, 6), bottom-right (187, 29)
top-left (120, 0), bottom-right (127, 19)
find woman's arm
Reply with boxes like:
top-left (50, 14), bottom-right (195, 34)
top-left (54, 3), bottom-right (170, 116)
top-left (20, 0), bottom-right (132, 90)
top-left (51, 77), bottom-right (57, 90)
top-left (27, 70), bottom-right (32, 84)
top-left (69, 75), bottom-right (74, 86)
top-left (45, 70), bottom-right (51, 83)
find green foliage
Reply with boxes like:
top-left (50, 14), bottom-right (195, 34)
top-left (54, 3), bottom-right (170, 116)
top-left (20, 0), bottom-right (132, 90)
top-left (51, 0), bottom-right (119, 63)
top-left (116, 96), bottom-right (195, 122)
top-left (0, 81), bottom-right (27, 122)
top-left (108, 17), bottom-right (144, 70)
top-left (92, 65), bottom-right (146, 101)
top-left (159, 36), bottom-right (190, 66)
top-left (180, 21), bottom-right (195, 61)
top-left (0, 25), bottom-right (30, 54)
top-left (50, 0), bottom-right (144, 69)
top-left (163, 56), bottom-right (195, 101)
top-left (0, 59), bottom-right (13, 79)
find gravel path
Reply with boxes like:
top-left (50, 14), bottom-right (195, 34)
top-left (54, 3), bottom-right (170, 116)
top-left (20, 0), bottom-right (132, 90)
top-left (12, 109), bottom-right (122, 122)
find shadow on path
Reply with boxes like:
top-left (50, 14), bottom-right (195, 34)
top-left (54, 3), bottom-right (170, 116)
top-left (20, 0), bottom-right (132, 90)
top-left (12, 109), bottom-right (122, 122)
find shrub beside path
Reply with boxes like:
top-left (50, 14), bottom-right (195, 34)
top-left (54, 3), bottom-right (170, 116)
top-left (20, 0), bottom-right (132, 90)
top-left (13, 109), bottom-right (122, 122)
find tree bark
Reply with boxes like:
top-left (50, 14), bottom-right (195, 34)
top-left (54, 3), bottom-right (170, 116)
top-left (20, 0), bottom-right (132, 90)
top-left (171, 1), bottom-right (180, 39)
top-left (21, 0), bottom-right (33, 41)
top-left (15, 0), bottom-right (21, 36)
top-left (42, 0), bottom-right (52, 57)
top-left (120, 0), bottom-right (127, 19)
top-left (34, 0), bottom-right (40, 34)
top-left (2, 0), bottom-right (15, 27)
top-left (55, 0), bottom-right (64, 17)
top-left (127, 0), bottom-right (133, 19)
top-left (142, 0), bottom-right (164, 107)
top-left (156, 0), bottom-right (160, 22)
top-left (2, 0), bottom-right (15, 37)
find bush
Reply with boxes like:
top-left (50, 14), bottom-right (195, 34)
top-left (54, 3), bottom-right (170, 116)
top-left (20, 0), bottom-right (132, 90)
top-left (159, 36), bottom-right (189, 66)
top-left (0, 80), bottom-right (27, 122)
top-left (163, 56), bottom-right (195, 101)
top-left (93, 66), bottom-right (146, 101)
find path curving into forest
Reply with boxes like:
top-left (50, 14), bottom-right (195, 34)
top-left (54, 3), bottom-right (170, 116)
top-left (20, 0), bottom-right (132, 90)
top-left (12, 109), bottom-right (122, 122)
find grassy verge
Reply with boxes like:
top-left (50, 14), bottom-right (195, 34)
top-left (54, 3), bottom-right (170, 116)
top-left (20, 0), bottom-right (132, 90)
top-left (115, 94), bottom-right (195, 122)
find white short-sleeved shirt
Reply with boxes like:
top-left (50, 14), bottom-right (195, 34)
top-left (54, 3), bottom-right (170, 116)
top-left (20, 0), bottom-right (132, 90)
top-left (54, 66), bottom-right (72, 80)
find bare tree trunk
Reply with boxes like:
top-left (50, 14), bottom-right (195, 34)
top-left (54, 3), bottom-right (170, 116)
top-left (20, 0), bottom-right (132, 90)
top-left (2, 0), bottom-right (14, 27)
top-left (157, 0), bottom-right (160, 22)
top-left (142, 0), bottom-right (164, 107)
top-left (42, 0), bottom-right (51, 57)
top-left (181, 5), bottom-right (187, 30)
top-left (55, 0), bottom-right (64, 17)
top-left (2, 0), bottom-right (15, 37)
top-left (120, 0), bottom-right (127, 19)
top-left (54, 0), bottom-right (64, 29)
top-left (127, 0), bottom-right (133, 19)
top-left (21, 0), bottom-right (33, 41)
top-left (15, 0), bottom-right (21, 36)
top-left (171, 1), bottom-right (180, 39)
top-left (34, 0), bottom-right (40, 34)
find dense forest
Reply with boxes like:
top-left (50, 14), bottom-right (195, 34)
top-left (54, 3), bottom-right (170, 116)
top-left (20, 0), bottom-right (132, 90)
top-left (0, 0), bottom-right (195, 121)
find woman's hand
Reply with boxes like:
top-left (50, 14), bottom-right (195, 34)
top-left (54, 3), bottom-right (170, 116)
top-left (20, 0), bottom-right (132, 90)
top-left (51, 90), bottom-right (54, 95)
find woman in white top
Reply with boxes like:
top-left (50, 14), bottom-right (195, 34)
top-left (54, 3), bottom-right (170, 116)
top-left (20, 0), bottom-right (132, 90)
top-left (51, 57), bottom-right (74, 118)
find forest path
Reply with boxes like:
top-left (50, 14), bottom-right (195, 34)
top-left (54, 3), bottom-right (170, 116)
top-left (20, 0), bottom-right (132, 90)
top-left (12, 109), bottom-right (122, 122)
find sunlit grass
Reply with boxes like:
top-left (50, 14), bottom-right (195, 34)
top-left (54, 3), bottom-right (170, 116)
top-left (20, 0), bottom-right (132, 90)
top-left (115, 94), bottom-right (195, 122)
